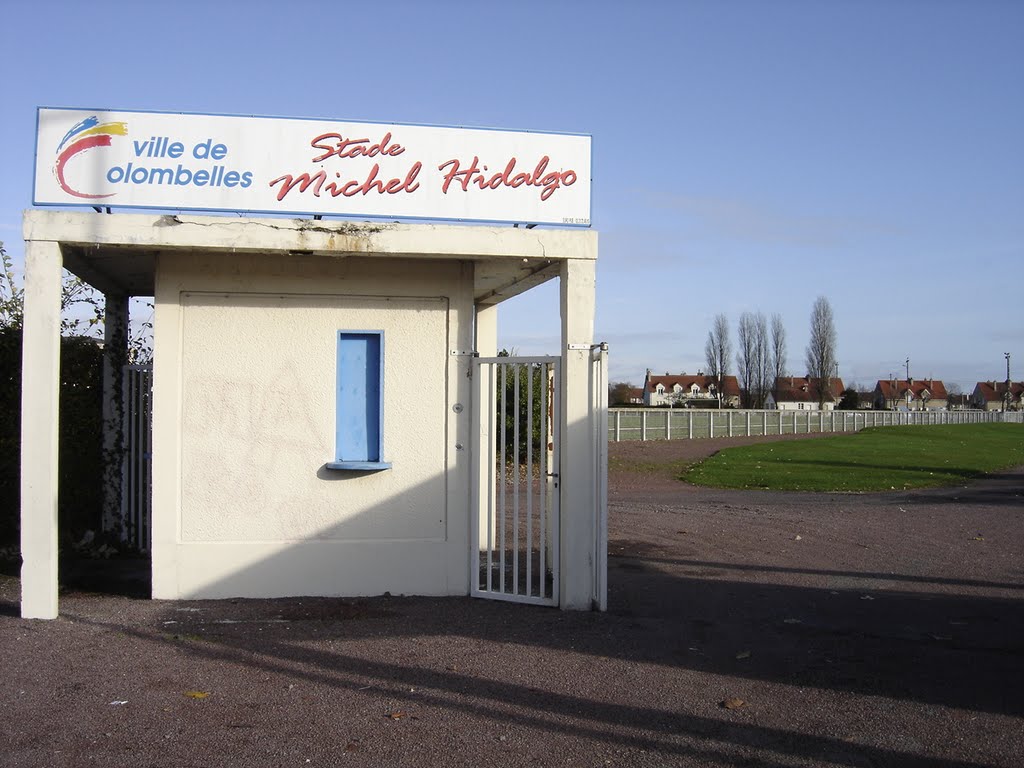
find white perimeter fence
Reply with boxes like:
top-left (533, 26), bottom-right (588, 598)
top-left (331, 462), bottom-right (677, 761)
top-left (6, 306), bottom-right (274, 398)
top-left (609, 408), bottom-right (1023, 442)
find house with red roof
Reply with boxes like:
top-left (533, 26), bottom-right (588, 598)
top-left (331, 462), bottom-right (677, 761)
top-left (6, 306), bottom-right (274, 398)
top-left (642, 371), bottom-right (741, 408)
top-left (873, 378), bottom-right (948, 411)
top-left (970, 381), bottom-right (1023, 411)
top-left (765, 376), bottom-right (845, 411)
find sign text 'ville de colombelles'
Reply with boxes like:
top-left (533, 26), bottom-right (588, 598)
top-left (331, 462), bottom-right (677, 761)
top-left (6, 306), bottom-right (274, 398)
top-left (34, 108), bottom-right (592, 227)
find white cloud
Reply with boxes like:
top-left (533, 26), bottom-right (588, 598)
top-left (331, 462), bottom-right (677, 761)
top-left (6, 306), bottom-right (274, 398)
top-left (597, 230), bottom-right (694, 270)
top-left (647, 193), bottom-right (902, 249)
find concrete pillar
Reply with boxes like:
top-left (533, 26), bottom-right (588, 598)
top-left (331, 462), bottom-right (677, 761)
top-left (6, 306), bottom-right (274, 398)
top-left (447, 262), bottom-right (475, 595)
top-left (559, 257), bottom-right (598, 610)
top-left (475, 303), bottom-right (498, 357)
top-left (150, 269), bottom-right (175, 600)
top-left (101, 293), bottom-right (128, 538)
top-left (20, 239), bottom-right (63, 619)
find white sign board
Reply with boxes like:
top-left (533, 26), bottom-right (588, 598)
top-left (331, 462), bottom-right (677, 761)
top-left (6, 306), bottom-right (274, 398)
top-left (33, 108), bottom-right (591, 227)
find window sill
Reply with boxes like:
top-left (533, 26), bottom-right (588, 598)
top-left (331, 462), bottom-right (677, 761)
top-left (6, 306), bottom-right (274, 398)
top-left (325, 460), bottom-right (392, 472)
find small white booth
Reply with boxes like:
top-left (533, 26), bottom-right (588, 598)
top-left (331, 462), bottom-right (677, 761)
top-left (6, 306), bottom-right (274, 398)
top-left (21, 109), bottom-right (607, 618)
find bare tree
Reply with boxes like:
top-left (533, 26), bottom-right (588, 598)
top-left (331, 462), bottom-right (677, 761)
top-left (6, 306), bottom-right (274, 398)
top-left (754, 313), bottom-right (771, 408)
top-left (770, 313), bottom-right (787, 389)
top-left (736, 312), bottom-right (770, 408)
top-left (704, 313), bottom-right (731, 409)
top-left (1, 242), bottom-right (21, 329)
top-left (736, 314), bottom-right (755, 408)
top-left (804, 296), bottom-right (838, 408)
top-left (608, 381), bottom-right (636, 405)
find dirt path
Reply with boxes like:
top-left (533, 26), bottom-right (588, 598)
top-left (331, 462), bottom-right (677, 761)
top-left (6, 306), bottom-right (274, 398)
top-left (2, 435), bottom-right (1022, 767)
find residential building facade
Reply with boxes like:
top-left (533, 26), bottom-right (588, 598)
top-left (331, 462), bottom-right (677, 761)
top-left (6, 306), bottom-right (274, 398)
top-left (873, 379), bottom-right (948, 411)
top-left (765, 376), bottom-right (845, 411)
top-left (642, 371), bottom-right (741, 408)
top-left (970, 381), bottom-right (1024, 411)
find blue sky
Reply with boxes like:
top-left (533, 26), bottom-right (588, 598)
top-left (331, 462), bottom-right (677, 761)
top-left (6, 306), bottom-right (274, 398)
top-left (3, 0), bottom-right (1021, 391)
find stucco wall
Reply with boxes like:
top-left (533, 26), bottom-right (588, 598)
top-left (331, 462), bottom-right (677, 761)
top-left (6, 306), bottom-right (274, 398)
top-left (152, 251), bottom-right (473, 599)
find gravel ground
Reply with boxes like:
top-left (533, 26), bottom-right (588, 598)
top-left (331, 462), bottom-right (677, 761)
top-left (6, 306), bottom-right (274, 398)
top-left (2, 433), bottom-right (1022, 768)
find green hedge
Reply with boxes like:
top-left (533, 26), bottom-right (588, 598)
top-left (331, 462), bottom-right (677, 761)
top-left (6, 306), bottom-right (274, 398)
top-left (0, 327), bottom-right (104, 547)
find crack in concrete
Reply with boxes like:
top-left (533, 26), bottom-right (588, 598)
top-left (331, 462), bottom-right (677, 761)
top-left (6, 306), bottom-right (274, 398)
top-left (153, 215), bottom-right (387, 237)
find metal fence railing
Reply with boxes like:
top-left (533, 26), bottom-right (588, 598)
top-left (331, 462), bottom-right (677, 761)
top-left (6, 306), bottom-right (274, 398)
top-left (472, 356), bottom-right (560, 607)
top-left (608, 407), bottom-right (1022, 442)
top-left (591, 345), bottom-right (608, 612)
top-left (122, 364), bottom-right (153, 551)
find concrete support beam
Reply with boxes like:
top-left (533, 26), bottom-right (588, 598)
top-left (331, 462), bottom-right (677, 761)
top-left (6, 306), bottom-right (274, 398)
top-left (149, 265), bottom-right (175, 600)
top-left (474, 302), bottom-right (498, 357)
top-left (23, 210), bottom-right (598, 264)
top-left (559, 257), bottom-right (598, 610)
top-left (447, 262), bottom-right (475, 595)
top-left (101, 293), bottom-right (128, 537)
top-left (20, 240), bottom-right (63, 619)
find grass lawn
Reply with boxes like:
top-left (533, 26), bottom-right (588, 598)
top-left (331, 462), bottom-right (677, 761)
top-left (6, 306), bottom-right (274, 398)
top-left (682, 423), bottom-right (1024, 492)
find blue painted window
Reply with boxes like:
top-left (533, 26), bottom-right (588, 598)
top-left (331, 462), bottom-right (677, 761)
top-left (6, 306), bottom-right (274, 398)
top-left (328, 331), bottom-right (391, 471)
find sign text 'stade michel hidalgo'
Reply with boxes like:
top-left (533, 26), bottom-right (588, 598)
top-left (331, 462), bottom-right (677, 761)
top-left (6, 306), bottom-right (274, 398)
top-left (34, 108), bottom-right (592, 227)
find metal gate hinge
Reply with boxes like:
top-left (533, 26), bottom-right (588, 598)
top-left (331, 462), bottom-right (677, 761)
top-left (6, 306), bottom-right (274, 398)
top-left (567, 343), bottom-right (591, 351)
top-left (450, 350), bottom-right (478, 356)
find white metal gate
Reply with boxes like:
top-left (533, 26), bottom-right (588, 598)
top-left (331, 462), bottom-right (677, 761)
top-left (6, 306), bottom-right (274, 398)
top-left (591, 343), bottom-right (609, 612)
top-left (471, 356), bottom-right (560, 606)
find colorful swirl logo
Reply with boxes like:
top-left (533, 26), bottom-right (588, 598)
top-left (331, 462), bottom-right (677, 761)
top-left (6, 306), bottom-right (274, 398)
top-left (54, 116), bottom-right (128, 199)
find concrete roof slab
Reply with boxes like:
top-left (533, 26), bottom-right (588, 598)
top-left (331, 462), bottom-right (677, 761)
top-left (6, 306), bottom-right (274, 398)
top-left (25, 210), bottom-right (595, 303)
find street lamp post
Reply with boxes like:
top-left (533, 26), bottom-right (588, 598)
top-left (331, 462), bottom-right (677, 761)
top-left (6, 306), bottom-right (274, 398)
top-left (1005, 353), bottom-right (1011, 412)
top-left (905, 358), bottom-right (912, 410)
